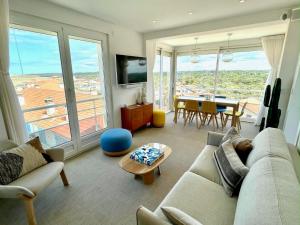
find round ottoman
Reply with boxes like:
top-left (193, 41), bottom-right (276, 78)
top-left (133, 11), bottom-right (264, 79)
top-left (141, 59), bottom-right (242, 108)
top-left (153, 110), bottom-right (166, 128)
top-left (100, 128), bottom-right (132, 156)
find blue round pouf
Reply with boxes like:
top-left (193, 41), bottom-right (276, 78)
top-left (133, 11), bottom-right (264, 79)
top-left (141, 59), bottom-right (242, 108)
top-left (100, 128), bottom-right (132, 156)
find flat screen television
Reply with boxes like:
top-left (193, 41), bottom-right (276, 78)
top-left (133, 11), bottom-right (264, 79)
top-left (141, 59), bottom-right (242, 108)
top-left (116, 54), bottom-right (147, 85)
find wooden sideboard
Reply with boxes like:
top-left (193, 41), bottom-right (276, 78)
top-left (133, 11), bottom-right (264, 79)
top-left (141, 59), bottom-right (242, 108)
top-left (121, 103), bottom-right (153, 133)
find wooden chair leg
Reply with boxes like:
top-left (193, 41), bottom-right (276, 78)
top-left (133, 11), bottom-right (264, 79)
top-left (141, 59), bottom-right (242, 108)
top-left (184, 111), bottom-right (190, 126)
top-left (224, 115), bottom-right (229, 128)
top-left (215, 114), bottom-right (219, 129)
top-left (60, 170), bottom-right (69, 186)
top-left (212, 115), bottom-right (216, 130)
top-left (22, 196), bottom-right (37, 225)
top-left (207, 114), bottom-right (213, 125)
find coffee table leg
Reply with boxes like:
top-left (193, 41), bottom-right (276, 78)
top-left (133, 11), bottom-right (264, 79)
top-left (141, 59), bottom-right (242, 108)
top-left (143, 171), bottom-right (154, 185)
top-left (157, 166), bottom-right (161, 175)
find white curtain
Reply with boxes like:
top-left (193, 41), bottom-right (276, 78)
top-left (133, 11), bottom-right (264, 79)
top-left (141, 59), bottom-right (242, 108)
top-left (0, 0), bottom-right (28, 143)
top-left (146, 40), bottom-right (157, 103)
top-left (255, 35), bottom-right (284, 126)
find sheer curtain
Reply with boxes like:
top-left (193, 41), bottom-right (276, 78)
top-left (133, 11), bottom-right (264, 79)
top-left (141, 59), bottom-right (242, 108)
top-left (255, 35), bottom-right (284, 126)
top-left (146, 40), bottom-right (157, 103)
top-left (0, 0), bottom-right (28, 143)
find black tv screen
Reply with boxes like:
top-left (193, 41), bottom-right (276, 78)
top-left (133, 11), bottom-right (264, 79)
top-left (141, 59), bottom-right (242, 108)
top-left (116, 54), bottom-right (147, 85)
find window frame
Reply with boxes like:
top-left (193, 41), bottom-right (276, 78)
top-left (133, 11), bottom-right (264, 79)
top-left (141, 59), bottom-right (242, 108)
top-left (9, 12), bottom-right (113, 157)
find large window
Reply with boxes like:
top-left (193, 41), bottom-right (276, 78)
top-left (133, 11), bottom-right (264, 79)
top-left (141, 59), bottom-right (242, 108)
top-left (69, 37), bottom-right (107, 137)
top-left (153, 51), bottom-right (172, 111)
top-left (217, 50), bottom-right (270, 119)
top-left (9, 24), bottom-right (109, 152)
top-left (10, 27), bottom-right (71, 148)
top-left (176, 49), bottom-right (270, 120)
top-left (176, 53), bottom-right (217, 96)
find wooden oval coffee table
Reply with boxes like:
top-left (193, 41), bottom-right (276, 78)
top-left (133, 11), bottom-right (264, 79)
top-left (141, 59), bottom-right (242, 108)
top-left (119, 143), bottom-right (172, 185)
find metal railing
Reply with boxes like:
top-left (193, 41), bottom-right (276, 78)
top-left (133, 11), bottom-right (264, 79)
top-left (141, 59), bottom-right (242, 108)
top-left (23, 97), bottom-right (105, 134)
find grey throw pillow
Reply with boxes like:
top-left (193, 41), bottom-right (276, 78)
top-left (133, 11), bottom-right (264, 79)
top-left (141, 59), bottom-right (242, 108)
top-left (0, 152), bottom-right (23, 185)
top-left (213, 140), bottom-right (249, 196)
top-left (161, 207), bottom-right (203, 225)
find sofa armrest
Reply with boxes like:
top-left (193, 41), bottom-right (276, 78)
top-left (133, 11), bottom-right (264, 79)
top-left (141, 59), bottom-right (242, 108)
top-left (207, 132), bottom-right (224, 146)
top-left (136, 206), bottom-right (171, 225)
top-left (45, 148), bottom-right (64, 162)
top-left (0, 185), bottom-right (35, 198)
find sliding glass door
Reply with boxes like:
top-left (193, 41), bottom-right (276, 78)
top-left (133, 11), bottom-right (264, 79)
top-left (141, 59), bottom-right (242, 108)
top-left (68, 37), bottom-right (107, 138)
top-left (9, 24), bottom-right (110, 155)
top-left (10, 27), bottom-right (72, 148)
top-left (153, 51), bottom-right (172, 112)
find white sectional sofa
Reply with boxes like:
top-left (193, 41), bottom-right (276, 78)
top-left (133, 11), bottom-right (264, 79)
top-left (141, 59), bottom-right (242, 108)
top-left (137, 128), bottom-right (300, 225)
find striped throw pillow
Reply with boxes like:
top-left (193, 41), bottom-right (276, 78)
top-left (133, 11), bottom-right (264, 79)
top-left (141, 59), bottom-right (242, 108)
top-left (213, 140), bottom-right (249, 196)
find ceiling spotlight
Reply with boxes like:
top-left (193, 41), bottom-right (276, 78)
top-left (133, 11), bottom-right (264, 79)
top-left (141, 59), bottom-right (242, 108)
top-left (152, 20), bottom-right (159, 24)
top-left (239, 0), bottom-right (245, 3)
top-left (188, 11), bottom-right (193, 15)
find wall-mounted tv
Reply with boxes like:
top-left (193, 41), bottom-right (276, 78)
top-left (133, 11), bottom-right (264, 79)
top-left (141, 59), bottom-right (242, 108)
top-left (116, 54), bottom-right (147, 85)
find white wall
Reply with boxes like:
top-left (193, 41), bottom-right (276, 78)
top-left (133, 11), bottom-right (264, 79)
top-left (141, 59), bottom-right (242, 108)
top-left (144, 8), bottom-right (289, 40)
top-left (283, 53), bottom-right (300, 144)
top-left (8, 0), bottom-right (144, 128)
top-left (278, 17), bottom-right (300, 129)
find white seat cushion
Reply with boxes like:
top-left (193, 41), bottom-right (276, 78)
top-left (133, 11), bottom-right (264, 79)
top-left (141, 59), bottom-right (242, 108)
top-left (154, 172), bottom-right (237, 225)
top-left (234, 157), bottom-right (300, 225)
top-left (189, 145), bottom-right (222, 185)
top-left (10, 162), bottom-right (64, 195)
top-left (246, 128), bottom-right (292, 168)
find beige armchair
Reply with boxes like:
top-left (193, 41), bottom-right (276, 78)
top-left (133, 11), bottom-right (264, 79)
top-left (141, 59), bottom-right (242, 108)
top-left (0, 140), bottom-right (69, 225)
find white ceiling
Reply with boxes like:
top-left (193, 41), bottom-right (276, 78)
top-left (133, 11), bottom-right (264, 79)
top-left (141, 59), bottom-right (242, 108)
top-left (160, 22), bottom-right (288, 46)
top-left (44, 0), bottom-right (298, 33)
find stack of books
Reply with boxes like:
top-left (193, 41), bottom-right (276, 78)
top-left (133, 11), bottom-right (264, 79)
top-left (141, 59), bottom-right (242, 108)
top-left (130, 145), bottom-right (164, 166)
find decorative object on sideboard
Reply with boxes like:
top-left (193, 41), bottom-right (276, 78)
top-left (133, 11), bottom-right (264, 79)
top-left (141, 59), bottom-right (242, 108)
top-left (141, 83), bottom-right (147, 104)
top-left (260, 78), bottom-right (281, 131)
top-left (136, 90), bottom-right (142, 104)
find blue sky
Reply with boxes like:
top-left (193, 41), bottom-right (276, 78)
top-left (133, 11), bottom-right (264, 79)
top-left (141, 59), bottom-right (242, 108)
top-left (9, 28), bottom-right (102, 75)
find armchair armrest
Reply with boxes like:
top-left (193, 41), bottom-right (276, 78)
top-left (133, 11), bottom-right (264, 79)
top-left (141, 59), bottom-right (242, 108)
top-left (0, 185), bottom-right (35, 198)
top-left (207, 132), bottom-right (224, 146)
top-left (136, 206), bottom-right (171, 225)
top-left (45, 148), bottom-right (64, 162)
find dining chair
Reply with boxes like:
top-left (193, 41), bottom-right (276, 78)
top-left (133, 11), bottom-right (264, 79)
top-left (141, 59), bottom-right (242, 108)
top-left (201, 101), bottom-right (219, 130)
top-left (184, 100), bottom-right (202, 128)
top-left (223, 102), bottom-right (248, 130)
top-left (215, 95), bottom-right (227, 128)
top-left (173, 95), bottom-right (186, 121)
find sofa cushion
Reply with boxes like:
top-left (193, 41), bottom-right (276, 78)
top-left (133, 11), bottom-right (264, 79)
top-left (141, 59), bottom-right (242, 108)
top-left (246, 128), bottom-right (292, 168)
top-left (154, 172), bottom-right (237, 225)
top-left (10, 162), bottom-right (64, 195)
top-left (189, 145), bottom-right (221, 185)
top-left (161, 207), bottom-right (203, 225)
top-left (214, 141), bottom-right (249, 196)
top-left (234, 157), bottom-right (300, 225)
top-left (137, 206), bottom-right (171, 225)
top-left (5, 143), bottom-right (48, 177)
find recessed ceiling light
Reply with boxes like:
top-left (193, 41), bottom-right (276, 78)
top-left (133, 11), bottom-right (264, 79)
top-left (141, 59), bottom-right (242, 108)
top-left (239, 0), bottom-right (245, 3)
top-left (152, 20), bottom-right (159, 24)
top-left (188, 11), bottom-right (193, 15)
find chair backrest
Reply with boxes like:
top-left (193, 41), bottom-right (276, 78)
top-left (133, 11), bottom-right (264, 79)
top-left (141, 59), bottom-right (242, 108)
top-left (240, 102), bottom-right (248, 115)
top-left (185, 100), bottom-right (199, 111)
top-left (201, 101), bottom-right (217, 114)
top-left (0, 140), bottom-right (18, 152)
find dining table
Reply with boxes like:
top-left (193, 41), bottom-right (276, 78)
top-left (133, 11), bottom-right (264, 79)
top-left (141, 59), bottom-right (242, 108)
top-left (173, 96), bottom-right (240, 127)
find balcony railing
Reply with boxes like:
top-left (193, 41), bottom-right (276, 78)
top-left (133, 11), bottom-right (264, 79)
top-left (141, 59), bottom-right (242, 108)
top-left (23, 97), bottom-right (106, 147)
